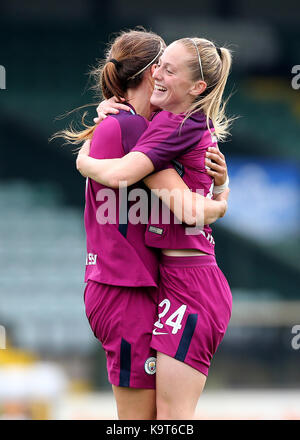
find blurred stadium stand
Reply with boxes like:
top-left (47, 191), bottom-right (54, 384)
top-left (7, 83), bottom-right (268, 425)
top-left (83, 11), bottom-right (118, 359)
top-left (0, 181), bottom-right (92, 353)
top-left (0, 0), bottom-right (300, 412)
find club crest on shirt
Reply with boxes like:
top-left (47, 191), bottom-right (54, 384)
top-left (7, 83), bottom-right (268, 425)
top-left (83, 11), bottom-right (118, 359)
top-left (144, 357), bottom-right (156, 375)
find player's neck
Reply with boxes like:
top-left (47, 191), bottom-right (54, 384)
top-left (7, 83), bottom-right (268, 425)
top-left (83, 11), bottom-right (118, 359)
top-left (126, 87), bottom-right (153, 120)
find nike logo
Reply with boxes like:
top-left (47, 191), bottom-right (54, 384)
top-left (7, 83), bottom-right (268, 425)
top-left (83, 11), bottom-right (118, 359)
top-left (152, 328), bottom-right (168, 336)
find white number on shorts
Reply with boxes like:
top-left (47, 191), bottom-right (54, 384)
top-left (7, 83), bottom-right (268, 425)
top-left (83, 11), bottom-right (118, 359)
top-left (165, 305), bottom-right (187, 334)
top-left (154, 300), bottom-right (187, 335)
top-left (154, 299), bottom-right (171, 329)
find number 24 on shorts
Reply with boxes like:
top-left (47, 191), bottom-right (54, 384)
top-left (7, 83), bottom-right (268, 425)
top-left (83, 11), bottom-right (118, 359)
top-left (154, 299), bottom-right (187, 335)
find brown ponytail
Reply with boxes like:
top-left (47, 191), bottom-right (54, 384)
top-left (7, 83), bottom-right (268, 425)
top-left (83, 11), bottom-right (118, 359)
top-left (52, 28), bottom-right (165, 145)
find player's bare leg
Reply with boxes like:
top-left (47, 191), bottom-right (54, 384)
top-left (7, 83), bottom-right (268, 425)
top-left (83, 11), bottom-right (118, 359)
top-left (112, 385), bottom-right (156, 420)
top-left (156, 351), bottom-right (206, 420)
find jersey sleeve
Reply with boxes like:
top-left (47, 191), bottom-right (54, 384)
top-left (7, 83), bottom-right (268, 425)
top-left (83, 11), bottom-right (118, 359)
top-left (130, 111), bottom-right (205, 171)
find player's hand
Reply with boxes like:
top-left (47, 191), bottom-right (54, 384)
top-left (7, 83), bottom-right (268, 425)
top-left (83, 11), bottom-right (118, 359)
top-left (205, 147), bottom-right (228, 186)
top-left (94, 96), bottom-right (131, 124)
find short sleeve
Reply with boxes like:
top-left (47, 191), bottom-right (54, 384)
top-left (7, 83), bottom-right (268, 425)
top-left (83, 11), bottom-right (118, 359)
top-left (131, 111), bottom-right (205, 171)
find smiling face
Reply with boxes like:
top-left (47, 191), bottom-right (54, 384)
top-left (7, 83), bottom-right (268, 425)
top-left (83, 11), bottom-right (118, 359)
top-left (150, 41), bottom-right (205, 114)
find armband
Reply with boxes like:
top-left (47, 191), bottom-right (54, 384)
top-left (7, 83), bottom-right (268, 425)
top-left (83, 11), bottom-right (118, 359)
top-left (213, 175), bottom-right (229, 194)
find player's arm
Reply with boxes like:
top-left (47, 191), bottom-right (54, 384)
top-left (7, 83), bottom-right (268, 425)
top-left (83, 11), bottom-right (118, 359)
top-left (91, 97), bottom-right (229, 191)
top-left (77, 110), bottom-right (194, 187)
top-left (76, 142), bottom-right (154, 188)
top-left (143, 168), bottom-right (228, 226)
top-left (77, 139), bottom-right (229, 205)
top-left (77, 140), bottom-right (228, 224)
top-left (77, 106), bottom-right (229, 191)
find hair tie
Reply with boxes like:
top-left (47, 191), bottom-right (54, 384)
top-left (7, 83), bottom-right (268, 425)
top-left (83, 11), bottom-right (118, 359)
top-left (216, 47), bottom-right (222, 59)
top-left (108, 58), bottom-right (121, 68)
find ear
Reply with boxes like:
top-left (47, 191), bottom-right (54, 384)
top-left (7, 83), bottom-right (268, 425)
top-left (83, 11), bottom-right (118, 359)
top-left (150, 64), bottom-right (157, 76)
top-left (189, 80), bottom-right (207, 97)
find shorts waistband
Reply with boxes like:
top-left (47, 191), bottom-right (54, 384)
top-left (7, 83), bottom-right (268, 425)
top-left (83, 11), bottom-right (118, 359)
top-left (160, 253), bottom-right (217, 267)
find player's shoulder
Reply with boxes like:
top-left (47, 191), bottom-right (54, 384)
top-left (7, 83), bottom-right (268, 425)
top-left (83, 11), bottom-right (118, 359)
top-left (92, 110), bottom-right (147, 137)
top-left (110, 110), bottom-right (149, 138)
top-left (93, 113), bottom-right (121, 135)
top-left (147, 111), bottom-right (186, 138)
top-left (185, 110), bottom-right (207, 130)
top-left (112, 109), bottom-right (148, 125)
top-left (150, 110), bottom-right (207, 132)
top-left (150, 110), bottom-right (183, 125)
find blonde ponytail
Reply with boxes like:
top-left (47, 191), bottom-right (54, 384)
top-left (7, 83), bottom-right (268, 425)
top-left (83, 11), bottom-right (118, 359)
top-left (179, 38), bottom-right (235, 142)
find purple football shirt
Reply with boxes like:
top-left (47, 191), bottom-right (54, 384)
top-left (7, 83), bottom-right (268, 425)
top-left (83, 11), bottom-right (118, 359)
top-left (84, 109), bottom-right (159, 287)
top-left (131, 110), bottom-right (217, 255)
